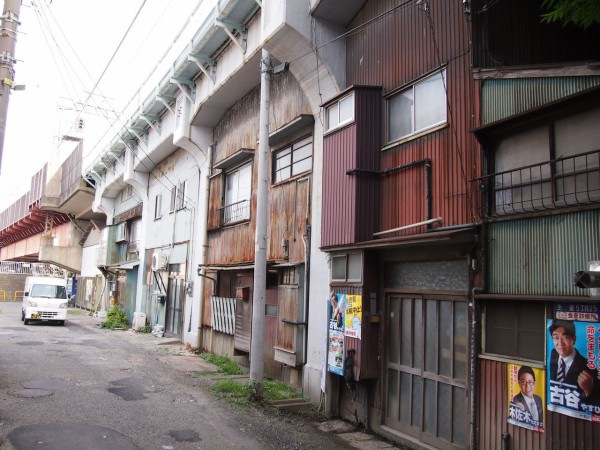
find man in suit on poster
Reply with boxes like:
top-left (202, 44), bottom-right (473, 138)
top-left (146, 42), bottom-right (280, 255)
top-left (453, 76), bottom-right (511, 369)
top-left (512, 365), bottom-right (544, 424)
top-left (549, 319), bottom-right (600, 404)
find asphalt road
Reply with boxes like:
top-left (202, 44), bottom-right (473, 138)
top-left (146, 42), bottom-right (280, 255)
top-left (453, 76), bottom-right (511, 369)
top-left (0, 302), bottom-right (358, 450)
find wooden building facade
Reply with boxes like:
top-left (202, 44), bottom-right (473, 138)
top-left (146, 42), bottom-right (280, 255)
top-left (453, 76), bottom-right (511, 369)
top-left (203, 71), bottom-right (314, 384)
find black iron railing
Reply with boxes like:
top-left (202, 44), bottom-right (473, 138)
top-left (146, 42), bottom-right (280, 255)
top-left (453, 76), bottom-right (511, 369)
top-left (476, 149), bottom-right (600, 217)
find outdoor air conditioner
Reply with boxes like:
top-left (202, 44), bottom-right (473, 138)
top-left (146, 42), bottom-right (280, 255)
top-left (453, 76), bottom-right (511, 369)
top-left (151, 253), bottom-right (168, 271)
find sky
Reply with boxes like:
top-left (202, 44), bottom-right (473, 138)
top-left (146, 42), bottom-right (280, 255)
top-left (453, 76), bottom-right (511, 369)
top-left (0, 0), bottom-right (215, 210)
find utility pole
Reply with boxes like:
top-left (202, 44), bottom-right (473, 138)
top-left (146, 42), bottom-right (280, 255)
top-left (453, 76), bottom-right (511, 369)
top-left (0, 0), bottom-right (21, 175)
top-left (249, 49), bottom-right (270, 398)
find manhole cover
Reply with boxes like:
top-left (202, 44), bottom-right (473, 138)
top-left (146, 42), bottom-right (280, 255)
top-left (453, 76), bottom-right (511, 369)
top-left (169, 430), bottom-right (201, 442)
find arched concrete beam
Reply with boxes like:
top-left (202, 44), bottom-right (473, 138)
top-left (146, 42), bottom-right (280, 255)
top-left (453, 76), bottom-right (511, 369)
top-left (263, 11), bottom-right (345, 114)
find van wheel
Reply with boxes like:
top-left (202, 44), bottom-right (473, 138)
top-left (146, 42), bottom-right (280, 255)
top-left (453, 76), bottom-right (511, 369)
top-left (59, 320), bottom-right (65, 326)
top-left (24, 319), bottom-right (29, 325)
top-left (21, 310), bottom-right (24, 321)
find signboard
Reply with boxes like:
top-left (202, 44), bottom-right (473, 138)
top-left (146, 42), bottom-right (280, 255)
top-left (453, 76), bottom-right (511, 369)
top-left (554, 303), bottom-right (599, 323)
top-left (344, 294), bottom-right (362, 339)
top-left (327, 293), bottom-right (345, 375)
top-left (507, 364), bottom-right (545, 432)
top-left (546, 319), bottom-right (600, 421)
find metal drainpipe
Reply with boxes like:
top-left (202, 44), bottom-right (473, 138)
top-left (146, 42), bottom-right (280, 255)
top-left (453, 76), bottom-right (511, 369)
top-left (470, 222), bottom-right (487, 450)
top-left (195, 143), bottom-right (213, 352)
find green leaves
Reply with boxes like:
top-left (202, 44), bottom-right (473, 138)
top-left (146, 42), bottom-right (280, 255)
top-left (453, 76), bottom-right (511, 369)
top-left (541, 0), bottom-right (600, 30)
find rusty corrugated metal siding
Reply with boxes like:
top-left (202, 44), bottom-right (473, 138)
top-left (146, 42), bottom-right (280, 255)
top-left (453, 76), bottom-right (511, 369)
top-left (322, 124), bottom-right (359, 247)
top-left (478, 359), bottom-right (545, 450)
top-left (342, 0), bottom-right (480, 237)
top-left (479, 358), bottom-right (600, 450)
top-left (322, 88), bottom-right (381, 247)
top-left (487, 210), bottom-right (600, 296)
top-left (481, 77), bottom-right (600, 125)
top-left (471, 0), bottom-right (600, 69)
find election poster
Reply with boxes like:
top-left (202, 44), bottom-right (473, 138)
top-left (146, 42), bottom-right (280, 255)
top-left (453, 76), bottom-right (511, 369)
top-left (344, 294), bottom-right (362, 339)
top-left (546, 319), bottom-right (600, 421)
top-left (327, 293), bottom-right (345, 375)
top-left (507, 364), bottom-right (545, 432)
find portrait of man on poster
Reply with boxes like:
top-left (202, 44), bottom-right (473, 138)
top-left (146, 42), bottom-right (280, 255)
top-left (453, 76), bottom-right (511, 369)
top-left (549, 319), bottom-right (600, 404)
top-left (512, 365), bottom-right (544, 424)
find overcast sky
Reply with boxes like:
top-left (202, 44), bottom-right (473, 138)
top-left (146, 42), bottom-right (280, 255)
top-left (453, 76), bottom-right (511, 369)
top-left (0, 0), bottom-right (214, 210)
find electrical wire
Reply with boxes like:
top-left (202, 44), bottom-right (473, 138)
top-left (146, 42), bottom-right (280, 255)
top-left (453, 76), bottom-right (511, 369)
top-left (422, 0), bottom-right (479, 223)
top-left (32, 0), bottom-right (200, 208)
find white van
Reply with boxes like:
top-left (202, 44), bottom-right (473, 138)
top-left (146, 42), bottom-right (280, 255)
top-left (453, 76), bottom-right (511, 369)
top-left (21, 276), bottom-right (69, 326)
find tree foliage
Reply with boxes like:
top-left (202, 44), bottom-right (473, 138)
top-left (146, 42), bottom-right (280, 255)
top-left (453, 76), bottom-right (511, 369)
top-left (541, 0), bottom-right (600, 30)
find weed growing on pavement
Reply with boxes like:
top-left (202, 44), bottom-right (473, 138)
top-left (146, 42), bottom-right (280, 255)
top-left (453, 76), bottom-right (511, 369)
top-left (200, 352), bottom-right (245, 375)
top-left (135, 325), bottom-right (153, 333)
top-left (99, 306), bottom-right (129, 329)
top-left (210, 379), bottom-right (302, 409)
top-left (67, 308), bottom-right (87, 316)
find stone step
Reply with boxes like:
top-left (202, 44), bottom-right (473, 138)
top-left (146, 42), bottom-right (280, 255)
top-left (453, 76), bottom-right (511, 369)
top-left (271, 398), bottom-right (313, 413)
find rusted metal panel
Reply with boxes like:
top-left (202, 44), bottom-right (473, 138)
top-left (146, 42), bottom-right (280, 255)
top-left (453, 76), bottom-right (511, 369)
top-left (471, 0), bottom-right (600, 69)
top-left (276, 284), bottom-right (299, 351)
top-left (481, 77), bottom-right (600, 125)
top-left (338, 0), bottom-right (480, 241)
top-left (488, 210), bottom-right (600, 297)
top-left (264, 287), bottom-right (282, 379)
top-left (479, 357), bottom-right (600, 450)
top-left (478, 358), bottom-right (545, 450)
top-left (268, 176), bottom-right (311, 262)
top-left (322, 87), bottom-right (381, 247)
top-left (207, 173), bottom-right (222, 231)
top-left (233, 274), bottom-right (253, 353)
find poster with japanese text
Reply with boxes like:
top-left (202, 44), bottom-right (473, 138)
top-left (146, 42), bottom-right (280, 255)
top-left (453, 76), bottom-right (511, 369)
top-left (507, 364), bottom-right (545, 432)
top-left (344, 294), bottom-right (362, 339)
top-left (327, 293), bottom-right (345, 375)
top-left (546, 319), bottom-right (600, 421)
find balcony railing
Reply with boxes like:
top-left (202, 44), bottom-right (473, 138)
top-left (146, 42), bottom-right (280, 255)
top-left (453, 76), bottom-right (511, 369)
top-left (477, 149), bottom-right (600, 217)
top-left (220, 199), bottom-right (249, 225)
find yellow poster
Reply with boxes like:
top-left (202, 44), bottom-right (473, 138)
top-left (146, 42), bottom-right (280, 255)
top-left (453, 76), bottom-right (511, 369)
top-left (344, 294), bottom-right (362, 339)
top-left (507, 364), bottom-right (545, 433)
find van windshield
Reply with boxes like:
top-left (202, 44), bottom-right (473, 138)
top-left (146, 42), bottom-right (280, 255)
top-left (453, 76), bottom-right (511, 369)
top-left (30, 284), bottom-right (67, 299)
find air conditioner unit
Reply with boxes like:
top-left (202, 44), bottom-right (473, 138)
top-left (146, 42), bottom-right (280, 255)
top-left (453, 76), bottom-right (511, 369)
top-left (151, 252), bottom-right (168, 271)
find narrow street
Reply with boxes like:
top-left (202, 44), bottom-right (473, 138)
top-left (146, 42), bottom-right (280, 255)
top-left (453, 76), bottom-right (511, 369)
top-left (0, 302), bottom-right (370, 450)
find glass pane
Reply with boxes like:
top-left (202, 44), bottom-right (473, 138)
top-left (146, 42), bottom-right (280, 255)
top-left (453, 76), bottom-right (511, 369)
top-left (326, 103), bottom-right (339, 130)
top-left (225, 170), bottom-right (239, 205)
top-left (293, 139), bottom-right (312, 159)
top-left (238, 163), bottom-right (252, 201)
top-left (276, 152), bottom-right (291, 170)
top-left (425, 300), bottom-right (438, 373)
top-left (414, 71), bottom-right (447, 132)
top-left (388, 297), bottom-right (401, 364)
top-left (331, 255), bottom-right (346, 280)
top-left (339, 94), bottom-right (354, 123)
top-left (454, 302), bottom-right (468, 380)
top-left (424, 379), bottom-right (436, 434)
top-left (414, 298), bottom-right (423, 370)
top-left (387, 369), bottom-right (399, 420)
top-left (292, 157), bottom-right (312, 176)
top-left (439, 301), bottom-right (452, 377)
top-left (347, 253), bottom-right (362, 281)
top-left (411, 375), bottom-right (422, 427)
top-left (388, 89), bottom-right (413, 142)
top-left (452, 386), bottom-right (467, 446)
top-left (438, 383), bottom-right (451, 441)
top-left (401, 299), bottom-right (413, 366)
top-left (400, 372), bottom-right (411, 423)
